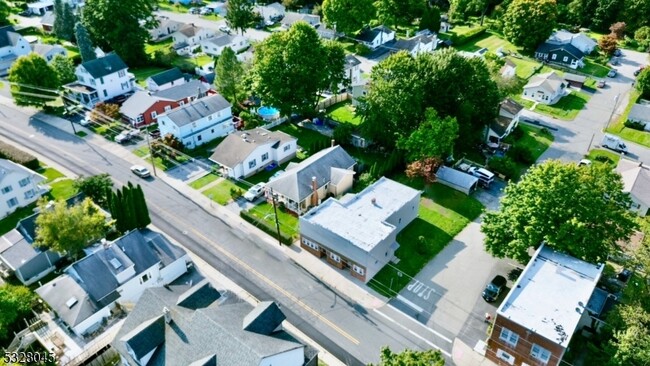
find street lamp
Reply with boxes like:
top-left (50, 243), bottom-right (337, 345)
top-left (604, 93), bottom-right (620, 132)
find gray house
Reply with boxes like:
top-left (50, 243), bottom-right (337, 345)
top-left (628, 103), bottom-right (650, 131)
top-left (299, 177), bottom-right (421, 282)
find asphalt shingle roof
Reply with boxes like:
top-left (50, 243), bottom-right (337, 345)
top-left (120, 91), bottom-right (161, 119)
top-left (80, 53), bottom-right (128, 79)
top-left (0, 26), bottom-right (20, 48)
top-left (535, 42), bottom-right (585, 60)
top-left (209, 127), bottom-right (296, 168)
top-left (160, 94), bottom-right (231, 127)
top-left (35, 274), bottom-right (99, 327)
top-left (356, 26), bottom-right (393, 43)
top-left (616, 158), bottom-right (650, 207)
top-left (149, 68), bottom-right (184, 86)
top-left (153, 79), bottom-right (209, 102)
top-left (629, 104), bottom-right (650, 123)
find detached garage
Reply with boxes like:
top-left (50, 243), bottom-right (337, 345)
top-left (436, 166), bottom-right (479, 195)
top-left (564, 73), bottom-right (586, 88)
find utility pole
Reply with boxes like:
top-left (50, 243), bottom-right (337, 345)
top-left (270, 188), bottom-right (282, 246)
top-left (604, 93), bottom-right (620, 132)
top-left (145, 130), bottom-right (158, 177)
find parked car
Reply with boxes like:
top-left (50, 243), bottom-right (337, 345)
top-left (468, 167), bottom-right (495, 187)
top-left (199, 7), bottom-right (211, 15)
top-left (115, 132), bottom-right (131, 144)
top-left (578, 159), bottom-right (592, 167)
top-left (482, 275), bottom-right (507, 302)
top-left (79, 115), bottom-right (92, 126)
top-left (219, 25), bottom-right (231, 33)
top-left (613, 49), bottom-right (622, 57)
top-left (597, 80), bottom-right (606, 88)
top-left (244, 183), bottom-right (266, 201)
top-left (602, 134), bottom-right (628, 154)
top-left (149, 129), bottom-right (161, 139)
top-left (189, 7), bottom-right (200, 14)
top-left (607, 69), bottom-right (617, 77)
top-left (130, 165), bottom-right (151, 178)
top-left (127, 129), bottom-right (142, 140)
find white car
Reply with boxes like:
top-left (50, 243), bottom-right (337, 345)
top-left (578, 159), bottom-right (592, 167)
top-left (244, 183), bottom-right (265, 201)
top-left (130, 165), bottom-right (151, 178)
top-left (219, 25), bottom-right (231, 33)
top-left (468, 167), bottom-right (495, 186)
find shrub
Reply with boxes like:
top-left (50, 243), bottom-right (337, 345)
top-left (239, 210), bottom-right (294, 245)
top-left (0, 141), bottom-right (39, 170)
top-left (594, 155), bottom-right (613, 164)
top-left (333, 123), bottom-right (354, 146)
top-left (453, 26), bottom-right (487, 45)
top-left (508, 145), bottom-right (535, 164)
top-left (354, 43), bottom-right (371, 56)
top-left (624, 120), bottom-right (646, 131)
top-left (230, 187), bottom-right (243, 200)
top-left (488, 156), bottom-right (519, 179)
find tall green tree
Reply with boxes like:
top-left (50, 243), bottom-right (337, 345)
top-left (109, 182), bottom-right (151, 233)
top-left (376, 0), bottom-right (426, 26)
top-left (449, 0), bottom-right (487, 21)
top-left (370, 346), bottom-right (445, 366)
top-left (35, 198), bottom-right (108, 258)
top-left (252, 22), bottom-right (344, 116)
top-left (398, 108), bottom-right (459, 162)
top-left (0, 0), bottom-right (10, 26)
top-left (53, 0), bottom-right (64, 37)
top-left (481, 160), bottom-right (637, 263)
top-left (8, 54), bottom-right (60, 107)
top-left (603, 302), bottom-right (650, 366)
top-left (322, 0), bottom-right (375, 35)
top-left (73, 173), bottom-right (114, 208)
top-left (419, 5), bottom-right (441, 32)
top-left (51, 54), bottom-right (76, 84)
top-left (134, 184), bottom-right (151, 228)
top-left (503, 0), bottom-right (557, 51)
top-left (74, 22), bottom-right (96, 62)
top-left (623, 0), bottom-right (650, 32)
top-left (81, 0), bottom-right (157, 66)
top-left (53, 0), bottom-right (76, 41)
top-left (225, 0), bottom-right (256, 35)
top-left (591, 0), bottom-right (624, 31)
top-left (0, 285), bottom-right (35, 340)
top-left (636, 68), bottom-right (650, 98)
top-left (215, 47), bottom-right (244, 105)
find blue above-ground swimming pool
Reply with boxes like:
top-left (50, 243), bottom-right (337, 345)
top-left (257, 106), bottom-right (280, 121)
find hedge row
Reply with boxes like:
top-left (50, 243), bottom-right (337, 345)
top-left (624, 120), bottom-right (646, 131)
top-left (240, 209), bottom-right (294, 245)
top-left (0, 141), bottom-right (39, 170)
top-left (452, 26), bottom-right (488, 46)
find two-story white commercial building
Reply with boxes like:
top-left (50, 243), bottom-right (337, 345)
top-left (209, 127), bottom-right (297, 179)
top-left (63, 53), bottom-right (135, 107)
top-left (36, 229), bottom-right (190, 337)
top-left (157, 94), bottom-right (234, 149)
top-left (0, 159), bottom-right (48, 219)
top-left (0, 26), bottom-right (31, 76)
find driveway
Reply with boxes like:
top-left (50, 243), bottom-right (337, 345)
top-left (165, 158), bottom-right (211, 182)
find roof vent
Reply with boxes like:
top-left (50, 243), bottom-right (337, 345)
top-left (163, 306), bottom-right (172, 324)
top-left (371, 197), bottom-right (376, 205)
top-left (66, 297), bottom-right (78, 309)
top-left (109, 258), bottom-right (122, 270)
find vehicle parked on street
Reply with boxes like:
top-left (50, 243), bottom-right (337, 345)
top-left (189, 7), bottom-right (200, 14)
top-left (597, 80), bottom-right (606, 88)
top-left (613, 49), bottom-right (622, 57)
top-left (199, 7), bottom-right (211, 15)
top-left (219, 25), bottom-right (231, 34)
top-left (578, 159), bottom-right (592, 167)
top-left (115, 132), bottom-right (131, 144)
top-left (130, 165), bottom-right (151, 178)
top-left (127, 129), bottom-right (142, 140)
top-left (607, 69), bottom-right (617, 77)
top-left (482, 275), bottom-right (507, 302)
top-left (244, 183), bottom-right (265, 201)
top-left (601, 134), bottom-right (628, 154)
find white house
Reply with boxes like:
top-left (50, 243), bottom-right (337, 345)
top-left (145, 67), bottom-right (186, 92)
top-left (255, 2), bottom-right (285, 23)
top-left (338, 55), bottom-right (361, 92)
top-left (0, 159), bottom-right (48, 219)
top-left (171, 24), bottom-right (215, 55)
top-left (149, 16), bottom-right (185, 41)
top-left (157, 94), bottom-right (234, 149)
top-left (547, 29), bottom-right (597, 55)
top-left (281, 12), bottom-right (320, 30)
top-left (63, 53), bottom-right (135, 107)
top-left (615, 158), bottom-right (650, 217)
top-left (27, 0), bottom-right (54, 15)
top-left (206, 2), bottom-right (227, 16)
top-left (0, 26), bottom-right (31, 76)
top-left (31, 43), bottom-right (67, 63)
top-left (392, 33), bottom-right (436, 56)
top-left (355, 26), bottom-right (395, 50)
top-left (201, 34), bottom-right (250, 57)
top-left (487, 98), bottom-right (523, 143)
top-left (299, 177), bottom-right (421, 282)
top-left (209, 128), bottom-right (297, 179)
top-left (628, 103), bottom-right (650, 131)
top-left (36, 229), bottom-right (189, 337)
top-left (522, 71), bottom-right (567, 105)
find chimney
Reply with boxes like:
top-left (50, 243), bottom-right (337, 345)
top-left (310, 176), bottom-right (318, 207)
top-left (371, 197), bottom-right (376, 205)
top-left (331, 139), bottom-right (335, 147)
top-left (162, 307), bottom-right (172, 324)
top-left (101, 238), bottom-right (108, 248)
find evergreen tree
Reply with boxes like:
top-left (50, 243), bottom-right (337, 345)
top-left (124, 182), bottom-right (136, 231)
top-left (134, 184), bottom-right (151, 228)
top-left (53, 0), bottom-right (65, 38)
top-left (61, 3), bottom-right (76, 41)
top-left (74, 22), bottom-right (96, 62)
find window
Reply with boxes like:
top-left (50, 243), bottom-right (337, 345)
top-left (136, 115), bottom-right (144, 123)
top-left (103, 90), bottom-right (108, 97)
top-left (211, 129), bottom-right (214, 133)
top-left (284, 144), bottom-right (291, 152)
top-left (118, 70), bottom-right (126, 77)
top-left (563, 56), bottom-right (569, 62)
top-left (6, 198), bottom-right (18, 208)
top-left (100, 77), bottom-right (104, 85)
top-left (179, 101), bottom-right (185, 106)
top-left (301, 238), bottom-right (319, 251)
top-left (192, 122), bottom-right (197, 128)
top-left (197, 135), bottom-right (202, 141)
top-left (151, 111), bottom-right (158, 119)
top-left (530, 344), bottom-right (551, 364)
top-left (121, 82), bottom-right (129, 90)
top-left (352, 264), bottom-right (365, 276)
top-left (18, 178), bottom-right (30, 187)
top-left (140, 273), bottom-right (151, 284)
top-left (551, 54), bottom-right (557, 60)
top-left (164, 105), bottom-right (172, 112)
top-left (261, 153), bottom-right (269, 161)
top-left (329, 252), bottom-right (340, 263)
top-left (1, 185), bottom-right (12, 194)
top-left (90, 79), bottom-right (96, 86)
top-left (24, 190), bottom-right (35, 200)
top-left (208, 115), bottom-right (213, 121)
top-left (496, 349), bottom-right (515, 365)
top-left (248, 159), bottom-right (257, 169)
top-left (499, 328), bottom-right (519, 347)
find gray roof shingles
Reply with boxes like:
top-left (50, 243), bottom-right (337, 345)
top-left (160, 94), bottom-right (231, 127)
top-left (153, 79), bottom-right (209, 103)
top-left (209, 127), bottom-right (296, 168)
top-left (149, 68), bottom-right (184, 86)
top-left (81, 53), bottom-right (128, 79)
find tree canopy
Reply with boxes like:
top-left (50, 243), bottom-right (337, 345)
top-left (0, 0), bottom-right (10, 26)
top-left (376, 0), bottom-right (426, 26)
top-left (226, 0), bottom-right (256, 35)
top-left (599, 33), bottom-right (619, 55)
top-left (53, 0), bottom-right (76, 41)
top-left (398, 108), bottom-right (459, 162)
top-left (74, 22), bottom-right (96, 62)
top-left (419, 5), bottom-right (441, 32)
top-left (73, 173), bottom-right (114, 208)
top-left (51, 54), bottom-right (76, 84)
top-left (108, 182), bottom-right (151, 233)
top-left (636, 68), bottom-right (650, 98)
top-left (215, 47), bottom-right (244, 105)
top-left (0, 285), bottom-right (35, 340)
top-left (481, 160), bottom-right (637, 263)
top-left (502, 0), bottom-right (557, 51)
top-left (35, 198), bottom-right (108, 258)
top-left (81, 0), bottom-right (157, 66)
top-left (322, 0), bottom-right (375, 35)
top-left (8, 54), bottom-right (60, 107)
top-left (370, 346), bottom-right (445, 366)
top-left (252, 22), bottom-right (344, 116)
top-left (449, 0), bottom-right (487, 21)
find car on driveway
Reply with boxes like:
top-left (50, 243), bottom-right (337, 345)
top-left (244, 183), bottom-right (265, 201)
top-left (189, 7), bottom-right (200, 14)
top-left (607, 69), bottom-right (617, 77)
top-left (219, 25), bottom-right (231, 34)
top-left (468, 167), bottom-right (495, 187)
top-left (597, 80), bottom-right (606, 88)
top-left (199, 7), bottom-right (211, 15)
top-left (130, 165), bottom-right (151, 178)
top-left (482, 275), bottom-right (507, 302)
top-left (578, 159), bottom-right (592, 167)
top-left (115, 132), bottom-right (131, 144)
top-left (613, 49), bottom-right (622, 57)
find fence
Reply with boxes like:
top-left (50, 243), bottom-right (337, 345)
top-left (316, 93), bottom-right (351, 111)
top-left (261, 116), bottom-right (288, 129)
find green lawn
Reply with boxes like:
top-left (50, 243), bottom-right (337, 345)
top-left (131, 66), bottom-right (168, 87)
top-left (326, 101), bottom-right (362, 125)
top-left (0, 204), bottom-right (37, 236)
top-left (534, 92), bottom-right (590, 121)
top-left (508, 56), bottom-right (544, 79)
top-left (581, 59), bottom-right (611, 78)
top-left (186, 137), bottom-right (225, 158)
top-left (133, 146), bottom-right (151, 158)
top-left (202, 179), bottom-right (245, 205)
top-left (501, 125), bottom-right (555, 179)
top-left (607, 90), bottom-right (650, 148)
top-left (457, 32), bottom-right (519, 53)
top-left (189, 173), bottom-right (220, 190)
top-left (272, 124), bottom-right (331, 152)
top-left (368, 180), bottom-right (484, 296)
top-left (585, 149), bottom-right (621, 167)
top-left (247, 202), bottom-right (300, 239)
top-left (145, 38), bottom-right (173, 54)
top-left (48, 179), bottom-right (78, 201)
top-left (156, 0), bottom-right (209, 13)
top-left (37, 167), bottom-right (65, 183)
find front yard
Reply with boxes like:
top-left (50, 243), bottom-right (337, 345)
top-left (246, 202), bottom-right (300, 239)
top-left (326, 101), bottom-right (362, 125)
top-left (368, 179), bottom-right (484, 297)
top-left (585, 149), bottom-right (621, 167)
top-left (189, 173), bottom-right (220, 190)
top-left (581, 59), bottom-right (611, 78)
top-left (533, 91), bottom-right (590, 121)
top-left (202, 179), bottom-right (246, 205)
top-left (607, 90), bottom-right (650, 148)
top-left (457, 32), bottom-right (519, 53)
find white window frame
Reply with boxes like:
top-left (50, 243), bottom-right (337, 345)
top-left (151, 111), bottom-right (158, 119)
top-left (136, 115), bottom-right (144, 123)
top-left (329, 252), bottom-right (340, 263)
top-left (1, 185), bottom-right (13, 194)
top-left (248, 159), bottom-right (257, 169)
top-left (530, 344), bottom-right (551, 364)
top-left (499, 327), bottom-right (519, 347)
top-left (164, 105), bottom-right (172, 112)
top-left (551, 54), bottom-right (557, 60)
top-left (284, 144), bottom-right (291, 151)
top-left (301, 238), bottom-right (319, 251)
top-left (563, 56), bottom-right (569, 62)
top-left (6, 197), bottom-right (18, 208)
top-left (140, 273), bottom-right (151, 284)
top-left (24, 189), bottom-right (35, 200)
top-left (352, 264), bottom-right (365, 275)
top-left (261, 153), bottom-right (269, 161)
top-left (496, 349), bottom-right (515, 365)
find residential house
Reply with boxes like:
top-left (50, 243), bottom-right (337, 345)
top-left (31, 43), bottom-right (67, 63)
top-left (146, 67), bottom-right (186, 92)
top-left (157, 94), bottom-right (233, 149)
top-left (338, 55), bottom-right (361, 92)
top-left (201, 34), bottom-right (250, 57)
top-left (265, 145), bottom-right (356, 215)
top-left (486, 244), bottom-right (603, 366)
top-left (27, 0), bottom-right (54, 16)
top-left (149, 16), bottom-right (185, 41)
top-left (63, 52), bottom-right (135, 107)
top-left (0, 159), bottom-right (48, 219)
top-left (171, 24), bottom-right (215, 55)
top-left (355, 26), bottom-right (395, 50)
top-left (615, 158), bottom-right (650, 216)
top-left (300, 177), bottom-right (420, 282)
top-left (0, 26), bottom-right (31, 76)
top-left (112, 280), bottom-right (315, 366)
top-left (535, 42), bottom-right (585, 69)
top-left (392, 33), bottom-right (437, 56)
top-left (206, 2), bottom-right (228, 16)
top-left (315, 24), bottom-right (339, 40)
top-left (522, 71), bottom-right (567, 105)
top-left (628, 103), bottom-right (650, 131)
top-left (487, 98), bottom-right (523, 144)
top-left (547, 29), bottom-right (597, 54)
top-left (40, 11), bottom-right (55, 33)
top-left (500, 58), bottom-right (517, 78)
top-left (0, 194), bottom-right (85, 285)
top-left (255, 2), bottom-right (286, 23)
top-left (36, 229), bottom-right (189, 337)
top-left (281, 12), bottom-right (320, 30)
top-left (435, 166), bottom-right (479, 195)
top-left (564, 73), bottom-right (586, 88)
top-left (209, 128), bottom-right (297, 179)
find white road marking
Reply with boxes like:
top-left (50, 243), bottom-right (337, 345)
top-left (385, 304), bottom-right (454, 344)
top-left (373, 308), bottom-right (452, 357)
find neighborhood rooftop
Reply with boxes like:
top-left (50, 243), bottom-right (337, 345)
top-left (152, 79), bottom-right (209, 101)
top-left (149, 67), bottom-right (184, 86)
top-left (629, 103), bottom-right (650, 122)
top-left (525, 71), bottom-right (565, 93)
top-left (0, 26), bottom-right (20, 48)
top-left (160, 93), bottom-right (230, 127)
top-left (536, 42), bottom-right (585, 60)
top-left (498, 245), bottom-right (603, 347)
top-left (209, 127), bottom-right (295, 168)
top-left (302, 177), bottom-right (420, 251)
top-left (80, 53), bottom-right (128, 79)
top-left (615, 158), bottom-right (650, 208)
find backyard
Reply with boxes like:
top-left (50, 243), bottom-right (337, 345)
top-left (533, 91), bottom-right (590, 120)
top-left (131, 66), bottom-right (168, 87)
top-left (457, 32), bottom-right (519, 54)
top-left (272, 123), bottom-right (331, 155)
top-left (503, 124), bottom-right (555, 179)
top-left (326, 101), bottom-right (362, 125)
top-left (368, 179), bottom-right (484, 297)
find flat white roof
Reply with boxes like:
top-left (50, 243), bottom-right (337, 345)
top-left (498, 245), bottom-right (603, 347)
top-left (302, 177), bottom-right (420, 252)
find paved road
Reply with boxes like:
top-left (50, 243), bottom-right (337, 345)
top-left (0, 102), bottom-right (444, 365)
